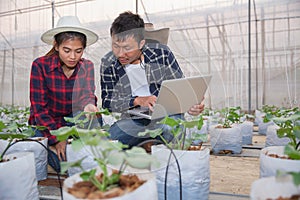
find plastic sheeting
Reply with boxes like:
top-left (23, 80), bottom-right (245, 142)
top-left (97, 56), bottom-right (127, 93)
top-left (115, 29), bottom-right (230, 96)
top-left (0, 0), bottom-right (299, 110)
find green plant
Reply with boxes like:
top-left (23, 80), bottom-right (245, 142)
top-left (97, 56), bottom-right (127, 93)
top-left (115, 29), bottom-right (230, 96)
top-left (276, 171), bottom-right (300, 186)
top-left (261, 105), bottom-right (299, 123)
top-left (261, 105), bottom-right (279, 114)
top-left (272, 110), bottom-right (300, 160)
top-left (0, 105), bottom-right (47, 162)
top-left (219, 106), bottom-right (242, 128)
top-left (51, 110), bottom-right (158, 192)
top-left (138, 115), bottom-right (206, 150)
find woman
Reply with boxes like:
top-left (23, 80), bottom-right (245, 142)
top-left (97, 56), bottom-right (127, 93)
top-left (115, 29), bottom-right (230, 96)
top-left (29, 16), bottom-right (100, 172)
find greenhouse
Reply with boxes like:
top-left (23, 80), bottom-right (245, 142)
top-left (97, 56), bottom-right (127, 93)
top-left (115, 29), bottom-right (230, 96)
top-left (0, 0), bottom-right (299, 200)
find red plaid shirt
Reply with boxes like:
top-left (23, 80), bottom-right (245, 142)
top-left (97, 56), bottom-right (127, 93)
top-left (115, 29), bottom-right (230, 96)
top-left (29, 54), bottom-right (97, 145)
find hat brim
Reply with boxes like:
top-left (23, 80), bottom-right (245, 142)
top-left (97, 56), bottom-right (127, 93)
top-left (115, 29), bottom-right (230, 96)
top-left (41, 26), bottom-right (98, 46)
top-left (144, 28), bottom-right (170, 45)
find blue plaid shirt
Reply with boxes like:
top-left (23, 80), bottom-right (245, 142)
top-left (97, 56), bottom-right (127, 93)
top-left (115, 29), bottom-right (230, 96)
top-left (100, 43), bottom-right (184, 113)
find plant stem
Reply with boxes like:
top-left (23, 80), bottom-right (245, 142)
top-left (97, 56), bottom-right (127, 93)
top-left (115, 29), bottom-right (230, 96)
top-left (0, 139), bottom-right (13, 161)
top-left (181, 127), bottom-right (186, 150)
top-left (87, 115), bottom-right (94, 130)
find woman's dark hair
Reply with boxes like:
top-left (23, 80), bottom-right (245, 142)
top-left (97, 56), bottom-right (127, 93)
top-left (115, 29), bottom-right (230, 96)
top-left (110, 11), bottom-right (145, 43)
top-left (45, 31), bottom-right (87, 56)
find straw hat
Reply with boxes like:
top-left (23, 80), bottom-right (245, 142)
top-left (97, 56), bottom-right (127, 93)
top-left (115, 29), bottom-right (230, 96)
top-left (144, 23), bottom-right (170, 45)
top-left (41, 16), bottom-right (98, 46)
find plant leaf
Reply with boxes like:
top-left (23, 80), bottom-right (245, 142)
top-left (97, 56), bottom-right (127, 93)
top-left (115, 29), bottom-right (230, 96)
top-left (197, 115), bottom-right (204, 130)
top-left (0, 121), bottom-right (6, 131)
top-left (0, 133), bottom-right (28, 140)
top-left (60, 158), bottom-right (85, 174)
top-left (80, 169), bottom-right (96, 181)
top-left (125, 147), bottom-right (159, 169)
top-left (159, 116), bottom-right (179, 127)
top-left (50, 126), bottom-right (78, 141)
top-left (96, 108), bottom-right (111, 116)
top-left (284, 144), bottom-right (300, 160)
top-left (294, 125), bottom-right (300, 140)
top-left (107, 151), bottom-right (125, 166)
top-left (138, 128), bottom-right (163, 138)
top-left (71, 139), bottom-right (85, 152)
top-left (277, 128), bottom-right (291, 138)
top-left (289, 172), bottom-right (300, 186)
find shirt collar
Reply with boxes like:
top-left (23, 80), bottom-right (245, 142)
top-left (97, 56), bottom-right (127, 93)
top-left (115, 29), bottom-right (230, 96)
top-left (142, 44), bottom-right (159, 62)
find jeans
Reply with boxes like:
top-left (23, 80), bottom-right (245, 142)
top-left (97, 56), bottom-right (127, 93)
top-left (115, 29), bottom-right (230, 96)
top-left (33, 130), bottom-right (62, 173)
top-left (32, 112), bottom-right (103, 173)
top-left (109, 114), bottom-right (183, 148)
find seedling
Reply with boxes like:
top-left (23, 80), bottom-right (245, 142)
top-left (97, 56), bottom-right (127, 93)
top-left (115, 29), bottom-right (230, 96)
top-left (51, 110), bottom-right (158, 192)
top-left (218, 106), bottom-right (242, 128)
top-left (138, 115), bottom-right (206, 150)
top-left (0, 105), bottom-right (47, 162)
top-left (272, 110), bottom-right (300, 160)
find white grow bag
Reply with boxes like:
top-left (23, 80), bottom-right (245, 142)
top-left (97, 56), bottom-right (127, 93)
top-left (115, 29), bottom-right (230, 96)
top-left (265, 124), bottom-right (291, 147)
top-left (260, 146), bottom-right (300, 178)
top-left (210, 125), bottom-right (242, 154)
top-left (0, 152), bottom-right (39, 200)
top-left (239, 121), bottom-right (254, 145)
top-left (151, 145), bottom-right (210, 200)
top-left (250, 175), bottom-right (300, 200)
top-left (0, 137), bottom-right (48, 180)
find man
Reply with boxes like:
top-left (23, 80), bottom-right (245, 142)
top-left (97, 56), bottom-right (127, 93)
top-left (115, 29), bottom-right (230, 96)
top-left (100, 11), bottom-right (204, 147)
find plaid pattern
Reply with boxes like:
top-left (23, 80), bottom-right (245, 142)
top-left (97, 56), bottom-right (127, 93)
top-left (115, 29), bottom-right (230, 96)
top-left (100, 43), bottom-right (184, 113)
top-left (29, 54), bottom-right (97, 145)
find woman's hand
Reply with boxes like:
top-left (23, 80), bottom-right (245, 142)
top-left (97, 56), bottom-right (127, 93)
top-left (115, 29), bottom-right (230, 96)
top-left (55, 141), bottom-right (67, 161)
top-left (84, 103), bottom-right (100, 119)
top-left (188, 100), bottom-right (205, 116)
top-left (84, 103), bottom-right (99, 112)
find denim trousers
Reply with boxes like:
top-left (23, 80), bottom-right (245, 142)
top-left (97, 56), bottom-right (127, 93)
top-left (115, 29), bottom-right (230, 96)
top-left (109, 114), bottom-right (183, 148)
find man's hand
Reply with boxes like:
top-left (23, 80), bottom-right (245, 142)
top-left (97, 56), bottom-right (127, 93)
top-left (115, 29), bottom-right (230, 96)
top-left (188, 100), bottom-right (205, 116)
top-left (134, 95), bottom-right (157, 111)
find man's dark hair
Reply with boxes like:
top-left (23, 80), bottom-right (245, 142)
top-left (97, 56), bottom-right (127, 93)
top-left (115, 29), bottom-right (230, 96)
top-left (110, 11), bottom-right (145, 43)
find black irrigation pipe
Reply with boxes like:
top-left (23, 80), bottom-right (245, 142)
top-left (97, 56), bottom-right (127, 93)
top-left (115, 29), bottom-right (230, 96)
top-left (209, 191), bottom-right (250, 198)
top-left (296, 142), bottom-right (300, 151)
top-left (137, 139), bottom-right (183, 200)
top-left (1, 138), bottom-right (64, 200)
top-left (164, 148), bottom-right (182, 200)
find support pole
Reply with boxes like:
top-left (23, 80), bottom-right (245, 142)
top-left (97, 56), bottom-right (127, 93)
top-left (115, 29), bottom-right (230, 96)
top-left (248, 0), bottom-right (251, 113)
top-left (12, 49), bottom-right (15, 106)
top-left (1, 51), bottom-right (6, 104)
top-left (52, 0), bottom-right (55, 28)
top-left (206, 15), bottom-right (212, 109)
